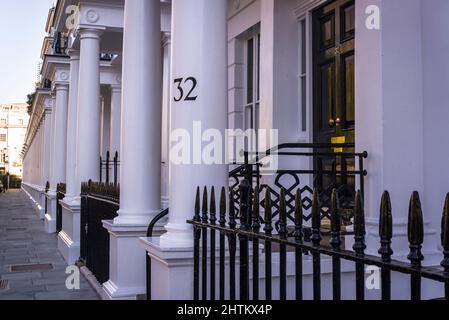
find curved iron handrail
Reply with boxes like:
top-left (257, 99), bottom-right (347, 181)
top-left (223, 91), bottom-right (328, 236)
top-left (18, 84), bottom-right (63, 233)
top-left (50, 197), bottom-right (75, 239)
top-left (146, 208), bottom-right (169, 300)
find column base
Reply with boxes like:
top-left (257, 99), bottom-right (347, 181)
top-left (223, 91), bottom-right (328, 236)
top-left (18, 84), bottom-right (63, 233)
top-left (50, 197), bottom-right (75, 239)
top-left (58, 199), bottom-right (81, 265)
top-left (45, 191), bottom-right (57, 234)
top-left (102, 221), bottom-right (151, 301)
top-left (159, 223), bottom-right (193, 249)
top-left (140, 237), bottom-right (194, 300)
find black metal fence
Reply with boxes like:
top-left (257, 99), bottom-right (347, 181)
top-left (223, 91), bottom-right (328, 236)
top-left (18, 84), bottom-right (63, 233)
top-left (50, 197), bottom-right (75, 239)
top-left (44, 181), bottom-right (49, 215)
top-left (229, 143), bottom-right (368, 233)
top-left (100, 152), bottom-right (120, 186)
top-left (188, 182), bottom-right (449, 301)
top-left (56, 183), bottom-right (66, 233)
top-left (80, 181), bottom-right (119, 284)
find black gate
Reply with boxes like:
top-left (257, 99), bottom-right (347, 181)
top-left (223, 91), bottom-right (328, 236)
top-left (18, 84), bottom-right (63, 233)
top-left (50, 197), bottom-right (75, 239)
top-left (56, 183), bottom-right (66, 233)
top-left (80, 181), bottom-right (119, 284)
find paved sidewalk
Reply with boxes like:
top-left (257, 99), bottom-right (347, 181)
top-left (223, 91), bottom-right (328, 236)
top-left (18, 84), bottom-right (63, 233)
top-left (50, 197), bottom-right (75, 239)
top-left (0, 190), bottom-right (99, 300)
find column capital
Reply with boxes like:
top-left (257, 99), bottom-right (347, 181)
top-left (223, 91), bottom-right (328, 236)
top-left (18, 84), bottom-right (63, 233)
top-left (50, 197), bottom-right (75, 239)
top-left (79, 28), bottom-right (104, 41)
top-left (162, 32), bottom-right (171, 47)
top-left (110, 84), bottom-right (122, 93)
top-left (67, 49), bottom-right (80, 61)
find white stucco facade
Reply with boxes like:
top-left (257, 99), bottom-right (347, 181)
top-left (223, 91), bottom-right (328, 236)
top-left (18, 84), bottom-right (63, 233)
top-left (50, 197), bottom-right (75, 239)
top-left (21, 0), bottom-right (449, 300)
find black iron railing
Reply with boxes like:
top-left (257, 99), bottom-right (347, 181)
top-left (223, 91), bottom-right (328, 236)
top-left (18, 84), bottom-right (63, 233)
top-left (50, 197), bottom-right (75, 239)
top-left (100, 152), bottom-right (120, 186)
top-left (146, 209), bottom-right (169, 301)
top-left (56, 183), bottom-right (66, 233)
top-left (44, 181), bottom-right (50, 215)
top-left (79, 181), bottom-right (119, 284)
top-left (188, 183), bottom-right (449, 301)
top-left (229, 143), bottom-right (368, 233)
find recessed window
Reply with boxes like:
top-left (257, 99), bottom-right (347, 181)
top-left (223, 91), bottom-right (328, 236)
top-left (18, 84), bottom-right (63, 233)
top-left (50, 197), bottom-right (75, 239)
top-left (244, 33), bottom-right (260, 132)
top-left (0, 134), bottom-right (6, 142)
top-left (299, 18), bottom-right (308, 133)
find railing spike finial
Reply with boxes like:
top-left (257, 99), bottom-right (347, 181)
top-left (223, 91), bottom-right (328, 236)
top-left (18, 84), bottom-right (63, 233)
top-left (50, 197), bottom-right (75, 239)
top-left (294, 189), bottom-right (304, 241)
top-left (330, 189), bottom-right (341, 250)
top-left (353, 190), bottom-right (366, 254)
top-left (201, 186), bottom-right (208, 224)
top-left (252, 186), bottom-right (260, 232)
top-left (311, 188), bottom-right (322, 246)
top-left (194, 187), bottom-right (201, 221)
top-left (264, 188), bottom-right (273, 235)
top-left (219, 187), bottom-right (226, 227)
top-left (279, 188), bottom-right (288, 239)
top-left (228, 188), bottom-right (236, 229)
top-left (379, 191), bottom-right (393, 261)
top-left (210, 186), bottom-right (217, 225)
top-left (407, 191), bottom-right (424, 267)
top-left (440, 193), bottom-right (449, 271)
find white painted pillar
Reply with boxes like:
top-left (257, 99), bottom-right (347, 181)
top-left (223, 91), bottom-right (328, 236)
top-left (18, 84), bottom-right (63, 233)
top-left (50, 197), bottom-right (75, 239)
top-left (101, 91), bottom-right (111, 157)
top-left (115, 0), bottom-right (162, 225)
top-left (103, 0), bottom-right (162, 300)
top-left (40, 102), bottom-right (52, 218)
top-left (110, 85), bottom-right (122, 156)
top-left (46, 83), bottom-right (69, 233)
top-left (161, 33), bottom-right (171, 210)
top-left (76, 28), bottom-right (102, 189)
top-left (160, 0), bottom-right (229, 248)
top-left (141, 0), bottom-right (228, 301)
top-left (64, 50), bottom-right (80, 202)
top-left (59, 50), bottom-right (81, 264)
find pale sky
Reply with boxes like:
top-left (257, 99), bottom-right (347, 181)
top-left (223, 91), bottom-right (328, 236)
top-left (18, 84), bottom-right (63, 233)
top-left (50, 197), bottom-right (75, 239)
top-left (0, 0), bottom-right (55, 104)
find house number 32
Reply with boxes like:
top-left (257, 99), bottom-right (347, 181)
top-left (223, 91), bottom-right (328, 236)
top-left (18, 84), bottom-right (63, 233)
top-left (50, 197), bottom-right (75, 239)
top-left (173, 77), bottom-right (198, 102)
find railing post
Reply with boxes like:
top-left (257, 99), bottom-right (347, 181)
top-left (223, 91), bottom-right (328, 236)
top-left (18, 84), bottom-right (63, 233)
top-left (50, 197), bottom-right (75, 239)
top-left (407, 191), bottom-right (424, 301)
top-left (353, 191), bottom-right (366, 300)
top-left (219, 188), bottom-right (227, 301)
top-left (441, 194), bottom-right (449, 300)
top-left (379, 191), bottom-right (393, 301)
top-left (238, 178), bottom-right (251, 301)
top-left (252, 186), bottom-right (261, 301)
top-left (294, 189), bottom-right (304, 301)
top-left (114, 152), bottom-right (119, 186)
top-left (201, 187), bottom-right (208, 301)
top-left (330, 189), bottom-right (341, 301)
top-left (264, 188), bottom-right (273, 301)
top-left (311, 188), bottom-right (322, 301)
top-left (193, 187), bottom-right (201, 301)
top-left (209, 187), bottom-right (217, 301)
top-left (106, 151), bottom-right (110, 184)
top-left (99, 156), bottom-right (103, 183)
top-left (278, 188), bottom-right (288, 301)
top-left (228, 189), bottom-right (237, 300)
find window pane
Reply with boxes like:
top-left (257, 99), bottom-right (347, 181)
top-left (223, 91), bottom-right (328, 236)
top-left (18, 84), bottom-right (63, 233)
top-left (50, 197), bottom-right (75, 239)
top-left (247, 38), bottom-right (254, 104)
top-left (301, 77), bottom-right (307, 132)
top-left (301, 20), bottom-right (306, 75)
top-left (257, 34), bottom-right (261, 101)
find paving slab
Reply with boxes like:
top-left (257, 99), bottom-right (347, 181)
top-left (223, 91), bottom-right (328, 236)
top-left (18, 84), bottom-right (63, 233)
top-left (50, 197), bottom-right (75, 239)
top-left (0, 190), bottom-right (100, 300)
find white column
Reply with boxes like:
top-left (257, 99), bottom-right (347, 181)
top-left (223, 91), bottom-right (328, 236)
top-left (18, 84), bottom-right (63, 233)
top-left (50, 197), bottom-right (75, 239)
top-left (109, 84), bottom-right (122, 155)
top-left (115, 0), bottom-right (162, 225)
top-left (40, 103), bottom-right (52, 218)
top-left (46, 83), bottom-right (69, 233)
top-left (101, 91), bottom-right (111, 157)
top-left (142, 0), bottom-right (228, 301)
top-left (64, 51), bottom-right (80, 202)
top-left (160, 0), bottom-right (228, 248)
top-left (59, 50), bottom-right (81, 264)
top-left (76, 29), bottom-right (102, 189)
top-left (161, 33), bottom-right (171, 210)
top-left (103, 0), bottom-right (162, 300)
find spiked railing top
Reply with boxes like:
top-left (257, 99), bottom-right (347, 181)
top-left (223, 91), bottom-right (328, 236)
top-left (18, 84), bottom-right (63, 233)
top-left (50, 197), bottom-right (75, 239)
top-left (239, 180), bottom-right (251, 230)
top-left (209, 187), bottom-right (217, 225)
top-left (201, 187), bottom-right (208, 224)
top-left (441, 193), bottom-right (449, 250)
top-left (353, 191), bottom-right (366, 254)
top-left (294, 189), bottom-right (304, 240)
top-left (194, 187), bottom-right (201, 222)
top-left (228, 188), bottom-right (236, 229)
top-left (264, 188), bottom-right (273, 234)
top-left (219, 187), bottom-right (226, 227)
top-left (252, 186), bottom-right (261, 232)
top-left (278, 188), bottom-right (288, 239)
top-left (330, 189), bottom-right (340, 234)
top-left (379, 191), bottom-right (393, 241)
top-left (408, 191), bottom-right (424, 246)
top-left (354, 191), bottom-right (366, 238)
top-left (311, 188), bottom-right (322, 245)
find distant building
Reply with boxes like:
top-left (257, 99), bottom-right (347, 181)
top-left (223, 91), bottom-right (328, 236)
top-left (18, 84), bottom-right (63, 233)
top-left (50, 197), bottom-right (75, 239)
top-left (0, 103), bottom-right (29, 177)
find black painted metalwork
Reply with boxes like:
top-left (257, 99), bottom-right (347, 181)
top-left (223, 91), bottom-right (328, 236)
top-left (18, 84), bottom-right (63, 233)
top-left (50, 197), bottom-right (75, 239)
top-left (145, 208), bottom-right (169, 301)
top-left (100, 152), bottom-right (120, 186)
top-left (44, 181), bottom-right (49, 216)
top-left (228, 143), bottom-right (368, 233)
top-left (189, 182), bottom-right (449, 300)
top-left (79, 181), bottom-right (119, 284)
top-left (56, 183), bottom-right (66, 233)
